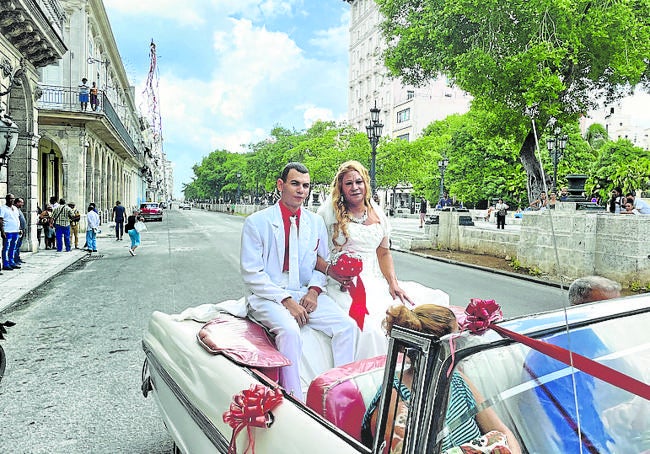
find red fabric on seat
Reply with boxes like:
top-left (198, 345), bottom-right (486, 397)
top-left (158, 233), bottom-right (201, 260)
top-left (198, 313), bottom-right (291, 382)
top-left (306, 355), bottom-right (387, 441)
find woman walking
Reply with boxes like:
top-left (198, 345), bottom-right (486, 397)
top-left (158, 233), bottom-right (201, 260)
top-left (125, 210), bottom-right (144, 256)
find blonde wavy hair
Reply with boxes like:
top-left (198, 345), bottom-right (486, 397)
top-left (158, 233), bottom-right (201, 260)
top-left (329, 160), bottom-right (373, 246)
top-left (383, 304), bottom-right (457, 338)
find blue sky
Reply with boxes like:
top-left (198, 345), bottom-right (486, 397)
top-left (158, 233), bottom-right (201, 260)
top-left (104, 0), bottom-right (350, 198)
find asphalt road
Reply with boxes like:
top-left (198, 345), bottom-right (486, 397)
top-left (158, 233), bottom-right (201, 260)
top-left (0, 207), bottom-right (566, 453)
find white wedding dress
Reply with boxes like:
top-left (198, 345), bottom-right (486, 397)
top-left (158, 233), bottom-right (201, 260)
top-left (316, 199), bottom-right (450, 361)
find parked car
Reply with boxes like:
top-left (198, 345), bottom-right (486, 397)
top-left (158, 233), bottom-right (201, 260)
top-left (139, 202), bottom-right (163, 222)
top-left (141, 296), bottom-right (649, 453)
top-left (179, 203), bottom-right (191, 210)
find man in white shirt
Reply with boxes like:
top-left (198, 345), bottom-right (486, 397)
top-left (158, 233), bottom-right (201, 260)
top-left (626, 193), bottom-right (650, 214)
top-left (0, 194), bottom-right (21, 270)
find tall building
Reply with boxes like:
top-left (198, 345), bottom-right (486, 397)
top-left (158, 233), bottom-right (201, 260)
top-left (344, 0), bottom-right (470, 142)
top-left (1, 0), bottom-right (172, 252)
top-left (581, 93), bottom-right (650, 151)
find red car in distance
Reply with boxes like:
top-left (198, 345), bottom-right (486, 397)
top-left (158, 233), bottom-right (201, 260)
top-left (139, 202), bottom-right (163, 222)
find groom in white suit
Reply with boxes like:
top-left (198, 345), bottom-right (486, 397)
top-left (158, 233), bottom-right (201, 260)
top-left (241, 162), bottom-right (357, 400)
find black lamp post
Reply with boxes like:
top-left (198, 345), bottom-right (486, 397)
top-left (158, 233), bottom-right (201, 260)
top-left (365, 101), bottom-right (383, 194)
top-left (546, 127), bottom-right (568, 192)
top-left (236, 171), bottom-right (241, 203)
top-left (437, 157), bottom-right (449, 200)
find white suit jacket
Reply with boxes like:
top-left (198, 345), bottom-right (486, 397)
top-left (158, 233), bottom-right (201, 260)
top-left (241, 203), bottom-right (330, 309)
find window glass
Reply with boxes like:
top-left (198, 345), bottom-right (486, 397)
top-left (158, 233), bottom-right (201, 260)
top-left (444, 313), bottom-right (650, 453)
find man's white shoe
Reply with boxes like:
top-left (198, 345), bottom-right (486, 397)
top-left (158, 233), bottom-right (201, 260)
top-left (129, 249), bottom-right (135, 256)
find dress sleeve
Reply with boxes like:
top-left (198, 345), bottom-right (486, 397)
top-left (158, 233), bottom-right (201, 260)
top-left (372, 200), bottom-right (391, 248)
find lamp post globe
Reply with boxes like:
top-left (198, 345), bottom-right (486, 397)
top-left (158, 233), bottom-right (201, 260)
top-left (366, 101), bottom-right (383, 195)
top-left (437, 158), bottom-right (449, 200)
top-left (547, 127), bottom-right (568, 192)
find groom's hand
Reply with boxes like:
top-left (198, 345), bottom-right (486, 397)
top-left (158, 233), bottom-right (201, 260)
top-left (299, 289), bottom-right (319, 314)
top-left (282, 297), bottom-right (309, 327)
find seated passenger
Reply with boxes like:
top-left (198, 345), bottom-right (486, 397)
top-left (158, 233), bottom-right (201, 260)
top-left (520, 276), bottom-right (622, 453)
top-left (361, 304), bottom-right (521, 453)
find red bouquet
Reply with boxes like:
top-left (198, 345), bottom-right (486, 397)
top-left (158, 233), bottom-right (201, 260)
top-left (330, 252), bottom-right (367, 330)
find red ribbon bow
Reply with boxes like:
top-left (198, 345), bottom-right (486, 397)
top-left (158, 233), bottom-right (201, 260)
top-left (330, 252), bottom-right (367, 330)
top-left (455, 298), bottom-right (650, 401)
top-left (222, 384), bottom-right (284, 454)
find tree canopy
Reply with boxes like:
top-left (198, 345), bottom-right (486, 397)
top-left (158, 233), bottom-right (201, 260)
top-left (376, 0), bottom-right (650, 201)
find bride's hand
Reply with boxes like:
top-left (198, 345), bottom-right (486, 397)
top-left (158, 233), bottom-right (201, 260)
top-left (328, 268), bottom-right (352, 287)
top-left (389, 283), bottom-right (414, 306)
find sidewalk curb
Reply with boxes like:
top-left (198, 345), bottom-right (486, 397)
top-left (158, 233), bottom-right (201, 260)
top-left (394, 248), bottom-right (567, 289)
top-left (0, 251), bottom-right (87, 314)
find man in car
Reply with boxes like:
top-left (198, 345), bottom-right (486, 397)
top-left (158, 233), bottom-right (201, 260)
top-left (522, 275), bottom-right (622, 453)
top-left (240, 162), bottom-right (357, 401)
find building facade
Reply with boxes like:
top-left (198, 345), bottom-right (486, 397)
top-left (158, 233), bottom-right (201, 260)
top-left (1, 0), bottom-right (171, 252)
top-left (1, 0), bottom-right (67, 251)
top-left (344, 0), bottom-right (470, 142)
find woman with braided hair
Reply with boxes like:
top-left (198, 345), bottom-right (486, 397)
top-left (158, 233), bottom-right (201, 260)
top-left (317, 161), bottom-right (449, 361)
top-left (361, 304), bottom-right (521, 454)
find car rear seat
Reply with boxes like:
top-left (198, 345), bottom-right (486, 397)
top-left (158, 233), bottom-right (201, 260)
top-left (306, 355), bottom-right (387, 441)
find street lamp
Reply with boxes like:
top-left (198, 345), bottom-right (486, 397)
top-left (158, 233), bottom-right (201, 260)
top-left (546, 127), bottom-right (568, 192)
top-left (0, 113), bottom-right (19, 167)
top-left (87, 56), bottom-right (109, 91)
top-left (236, 171), bottom-right (241, 203)
top-left (0, 59), bottom-right (22, 167)
top-left (437, 157), bottom-right (449, 200)
top-left (365, 101), bottom-right (383, 194)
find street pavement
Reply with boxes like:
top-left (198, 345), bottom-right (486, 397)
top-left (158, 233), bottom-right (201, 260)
top-left (0, 211), bottom-right (520, 315)
top-left (0, 229), bottom-right (125, 314)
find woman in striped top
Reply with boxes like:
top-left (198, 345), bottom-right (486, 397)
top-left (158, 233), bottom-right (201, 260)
top-left (361, 304), bottom-right (521, 453)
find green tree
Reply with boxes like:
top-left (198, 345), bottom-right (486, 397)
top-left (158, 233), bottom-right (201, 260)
top-left (376, 0), bottom-right (650, 202)
top-left (587, 139), bottom-right (650, 200)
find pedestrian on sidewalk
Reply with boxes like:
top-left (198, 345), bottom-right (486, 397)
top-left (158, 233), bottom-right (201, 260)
top-left (52, 198), bottom-right (74, 252)
top-left (495, 198), bottom-right (509, 229)
top-left (419, 197), bottom-right (428, 228)
top-left (40, 205), bottom-right (55, 249)
top-left (85, 204), bottom-right (100, 253)
top-left (13, 197), bottom-right (27, 264)
top-left (68, 202), bottom-right (81, 249)
top-left (0, 194), bottom-right (21, 271)
top-left (112, 200), bottom-right (126, 241)
top-left (125, 210), bottom-right (144, 256)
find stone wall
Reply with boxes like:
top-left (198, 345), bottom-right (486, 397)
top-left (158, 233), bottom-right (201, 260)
top-left (429, 205), bottom-right (650, 282)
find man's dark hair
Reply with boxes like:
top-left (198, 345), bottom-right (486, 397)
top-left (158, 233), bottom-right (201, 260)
top-left (116, 201), bottom-right (121, 205)
top-left (50, 196), bottom-right (57, 204)
top-left (280, 162), bottom-right (309, 182)
top-left (59, 198), bottom-right (65, 205)
top-left (15, 197), bottom-right (23, 204)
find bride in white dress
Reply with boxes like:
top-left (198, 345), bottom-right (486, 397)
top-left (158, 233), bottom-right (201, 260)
top-left (317, 161), bottom-right (449, 360)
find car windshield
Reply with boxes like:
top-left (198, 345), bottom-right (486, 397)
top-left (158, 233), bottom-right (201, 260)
top-left (439, 312), bottom-right (650, 453)
top-left (142, 204), bottom-right (158, 209)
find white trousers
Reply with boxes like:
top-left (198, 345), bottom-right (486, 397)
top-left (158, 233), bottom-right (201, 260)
top-left (248, 292), bottom-right (357, 401)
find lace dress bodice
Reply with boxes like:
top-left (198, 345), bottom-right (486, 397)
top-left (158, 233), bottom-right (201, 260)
top-left (330, 221), bottom-right (388, 280)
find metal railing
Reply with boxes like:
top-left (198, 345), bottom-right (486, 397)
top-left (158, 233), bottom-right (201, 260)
top-left (37, 84), bottom-right (137, 157)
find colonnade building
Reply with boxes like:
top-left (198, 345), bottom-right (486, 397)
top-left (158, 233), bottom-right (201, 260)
top-left (1, 0), bottom-right (171, 252)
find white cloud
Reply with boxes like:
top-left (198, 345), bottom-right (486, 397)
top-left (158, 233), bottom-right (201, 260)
top-left (310, 12), bottom-right (350, 58)
top-left (104, 0), bottom-right (206, 25)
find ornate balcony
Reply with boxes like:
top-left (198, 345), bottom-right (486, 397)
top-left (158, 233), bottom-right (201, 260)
top-left (0, 0), bottom-right (67, 67)
top-left (37, 84), bottom-right (140, 160)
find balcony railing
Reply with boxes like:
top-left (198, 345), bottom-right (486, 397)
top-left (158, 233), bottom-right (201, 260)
top-left (37, 84), bottom-right (137, 157)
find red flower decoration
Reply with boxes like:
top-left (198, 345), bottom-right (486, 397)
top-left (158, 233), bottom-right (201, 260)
top-left (222, 384), bottom-right (284, 454)
top-left (461, 298), bottom-right (503, 334)
top-left (330, 252), bottom-right (367, 330)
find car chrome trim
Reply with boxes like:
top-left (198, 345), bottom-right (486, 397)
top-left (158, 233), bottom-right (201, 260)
top-left (142, 341), bottom-right (230, 452)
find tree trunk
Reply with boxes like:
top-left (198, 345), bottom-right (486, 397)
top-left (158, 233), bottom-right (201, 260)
top-left (519, 129), bottom-right (550, 203)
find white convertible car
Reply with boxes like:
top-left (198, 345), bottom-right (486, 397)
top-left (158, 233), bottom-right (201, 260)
top-left (141, 296), bottom-right (650, 453)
